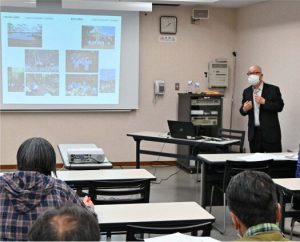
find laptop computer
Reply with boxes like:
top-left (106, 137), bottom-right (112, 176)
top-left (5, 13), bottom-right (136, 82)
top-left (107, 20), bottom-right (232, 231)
top-left (167, 120), bottom-right (204, 140)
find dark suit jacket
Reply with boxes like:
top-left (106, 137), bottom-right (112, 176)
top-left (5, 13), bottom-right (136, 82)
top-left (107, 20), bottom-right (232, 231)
top-left (239, 82), bottom-right (284, 143)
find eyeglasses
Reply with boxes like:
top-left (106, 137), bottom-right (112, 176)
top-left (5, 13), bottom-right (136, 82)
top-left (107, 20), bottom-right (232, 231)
top-left (247, 71), bottom-right (261, 76)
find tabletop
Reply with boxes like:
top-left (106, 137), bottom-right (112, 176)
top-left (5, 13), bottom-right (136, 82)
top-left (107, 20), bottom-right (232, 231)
top-left (95, 201), bottom-right (215, 224)
top-left (128, 131), bottom-right (239, 146)
top-left (56, 168), bottom-right (156, 182)
top-left (198, 152), bottom-right (298, 164)
top-left (273, 178), bottom-right (300, 192)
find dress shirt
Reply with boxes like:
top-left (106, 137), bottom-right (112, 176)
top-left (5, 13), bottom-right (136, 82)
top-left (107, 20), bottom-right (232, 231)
top-left (253, 82), bottom-right (264, 126)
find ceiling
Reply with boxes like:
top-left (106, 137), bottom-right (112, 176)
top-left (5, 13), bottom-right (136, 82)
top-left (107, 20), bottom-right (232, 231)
top-left (0, 0), bottom-right (269, 9)
top-left (127, 0), bottom-right (269, 8)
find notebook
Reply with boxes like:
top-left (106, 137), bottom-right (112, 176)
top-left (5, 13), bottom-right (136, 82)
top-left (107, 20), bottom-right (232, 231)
top-left (167, 120), bottom-right (204, 140)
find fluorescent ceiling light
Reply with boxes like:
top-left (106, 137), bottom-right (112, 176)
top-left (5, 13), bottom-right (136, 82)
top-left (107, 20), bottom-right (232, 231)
top-left (62, 0), bottom-right (152, 12)
top-left (157, 0), bottom-right (218, 2)
top-left (0, 0), bottom-right (36, 7)
top-left (125, 0), bottom-right (218, 3)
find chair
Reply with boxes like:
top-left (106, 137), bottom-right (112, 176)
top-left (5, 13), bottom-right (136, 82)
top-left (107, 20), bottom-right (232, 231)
top-left (218, 128), bottom-right (246, 153)
top-left (89, 179), bottom-right (151, 238)
top-left (289, 195), bottom-right (300, 239)
top-left (209, 159), bottom-right (273, 234)
top-left (290, 217), bottom-right (300, 239)
top-left (89, 179), bottom-right (150, 205)
top-left (126, 222), bottom-right (212, 241)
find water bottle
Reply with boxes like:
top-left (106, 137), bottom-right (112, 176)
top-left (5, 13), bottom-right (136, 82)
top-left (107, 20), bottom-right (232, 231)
top-left (194, 81), bottom-right (200, 94)
top-left (186, 80), bottom-right (193, 93)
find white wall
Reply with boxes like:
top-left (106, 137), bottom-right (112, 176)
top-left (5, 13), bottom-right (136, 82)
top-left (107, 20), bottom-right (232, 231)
top-left (233, 0), bottom-right (300, 151)
top-left (0, 6), bottom-right (237, 165)
top-left (2, 1), bottom-right (299, 165)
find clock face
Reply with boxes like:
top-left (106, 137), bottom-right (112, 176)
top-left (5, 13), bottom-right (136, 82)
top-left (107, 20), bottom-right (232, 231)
top-left (160, 16), bottom-right (177, 34)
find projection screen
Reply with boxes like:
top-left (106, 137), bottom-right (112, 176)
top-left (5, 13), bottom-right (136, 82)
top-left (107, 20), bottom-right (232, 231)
top-left (0, 5), bottom-right (139, 110)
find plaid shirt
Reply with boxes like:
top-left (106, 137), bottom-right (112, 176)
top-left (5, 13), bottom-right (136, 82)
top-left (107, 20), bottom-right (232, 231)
top-left (0, 171), bottom-right (93, 241)
top-left (244, 223), bottom-right (281, 237)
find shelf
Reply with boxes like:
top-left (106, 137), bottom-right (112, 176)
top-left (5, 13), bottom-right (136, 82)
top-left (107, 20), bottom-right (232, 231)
top-left (178, 93), bottom-right (223, 170)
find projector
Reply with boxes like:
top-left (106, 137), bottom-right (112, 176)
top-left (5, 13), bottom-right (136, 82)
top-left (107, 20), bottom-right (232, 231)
top-left (67, 148), bottom-right (105, 164)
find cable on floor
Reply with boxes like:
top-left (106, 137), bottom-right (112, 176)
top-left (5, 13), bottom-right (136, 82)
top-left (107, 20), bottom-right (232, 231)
top-left (150, 142), bottom-right (176, 171)
top-left (151, 168), bottom-right (181, 185)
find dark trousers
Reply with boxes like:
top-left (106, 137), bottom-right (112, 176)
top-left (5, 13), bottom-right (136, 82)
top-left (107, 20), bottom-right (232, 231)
top-left (249, 127), bottom-right (282, 153)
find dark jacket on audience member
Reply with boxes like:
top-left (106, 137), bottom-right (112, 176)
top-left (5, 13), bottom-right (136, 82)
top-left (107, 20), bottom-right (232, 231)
top-left (0, 171), bottom-right (92, 241)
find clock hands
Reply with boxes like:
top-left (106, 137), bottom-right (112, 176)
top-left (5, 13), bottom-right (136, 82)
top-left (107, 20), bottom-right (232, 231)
top-left (160, 16), bottom-right (177, 34)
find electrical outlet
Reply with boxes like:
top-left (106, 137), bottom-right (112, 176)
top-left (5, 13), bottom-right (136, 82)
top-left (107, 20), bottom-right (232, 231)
top-left (175, 83), bottom-right (180, 91)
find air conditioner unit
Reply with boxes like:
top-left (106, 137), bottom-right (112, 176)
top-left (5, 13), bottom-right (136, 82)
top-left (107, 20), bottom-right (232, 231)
top-left (192, 9), bottom-right (209, 20)
top-left (208, 60), bottom-right (229, 88)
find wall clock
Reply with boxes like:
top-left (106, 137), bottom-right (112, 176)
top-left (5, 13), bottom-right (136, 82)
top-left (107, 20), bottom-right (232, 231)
top-left (160, 16), bottom-right (177, 34)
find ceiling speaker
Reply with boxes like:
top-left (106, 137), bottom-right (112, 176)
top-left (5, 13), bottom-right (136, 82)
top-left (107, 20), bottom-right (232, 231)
top-left (192, 9), bottom-right (209, 20)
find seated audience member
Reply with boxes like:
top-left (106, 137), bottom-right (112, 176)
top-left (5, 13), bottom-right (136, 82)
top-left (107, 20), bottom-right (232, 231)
top-left (295, 144), bottom-right (300, 178)
top-left (293, 145), bottom-right (300, 209)
top-left (29, 204), bottom-right (100, 241)
top-left (226, 170), bottom-right (288, 241)
top-left (0, 137), bottom-right (95, 241)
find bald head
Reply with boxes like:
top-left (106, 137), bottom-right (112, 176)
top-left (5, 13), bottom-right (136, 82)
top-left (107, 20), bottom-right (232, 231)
top-left (49, 214), bottom-right (79, 239)
top-left (248, 65), bottom-right (262, 74)
top-left (28, 204), bottom-right (100, 241)
top-left (247, 65), bottom-right (264, 87)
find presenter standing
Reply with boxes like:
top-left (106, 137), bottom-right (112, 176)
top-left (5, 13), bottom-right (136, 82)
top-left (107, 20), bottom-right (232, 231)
top-left (240, 65), bottom-right (284, 153)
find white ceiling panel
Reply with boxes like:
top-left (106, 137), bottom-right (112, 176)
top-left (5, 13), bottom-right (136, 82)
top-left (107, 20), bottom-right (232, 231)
top-left (127, 0), bottom-right (268, 8)
top-left (0, 0), bottom-right (269, 9)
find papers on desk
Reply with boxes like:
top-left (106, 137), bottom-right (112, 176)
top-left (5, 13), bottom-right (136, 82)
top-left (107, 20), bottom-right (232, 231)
top-left (238, 153), bottom-right (298, 161)
top-left (284, 153), bottom-right (298, 160)
top-left (144, 233), bottom-right (220, 242)
top-left (201, 136), bottom-right (226, 142)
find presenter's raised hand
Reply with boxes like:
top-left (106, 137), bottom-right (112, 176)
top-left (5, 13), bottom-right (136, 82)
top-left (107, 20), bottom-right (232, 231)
top-left (254, 95), bottom-right (265, 105)
top-left (83, 196), bottom-right (94, 208)
top-left (243, 100), bottom-right (253, 112)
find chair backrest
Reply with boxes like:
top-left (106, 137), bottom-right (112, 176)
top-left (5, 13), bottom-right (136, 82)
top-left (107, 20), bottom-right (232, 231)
top-left (218, 128), bottom-right (245, 153)
top-left (126, 222), bottom-right (212, 241)
top-left (223, 159), bottom-right (274, 192)
top-left (89, 179), bottom-right (150, 205)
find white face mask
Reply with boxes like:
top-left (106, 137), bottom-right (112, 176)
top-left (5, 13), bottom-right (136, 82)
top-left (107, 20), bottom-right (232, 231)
top-left (248, 74), bottom-right (260, 86)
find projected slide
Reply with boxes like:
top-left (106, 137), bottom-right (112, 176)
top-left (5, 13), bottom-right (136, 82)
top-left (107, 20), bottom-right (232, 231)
top-left (1, 12), bottom-right (121, 105)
